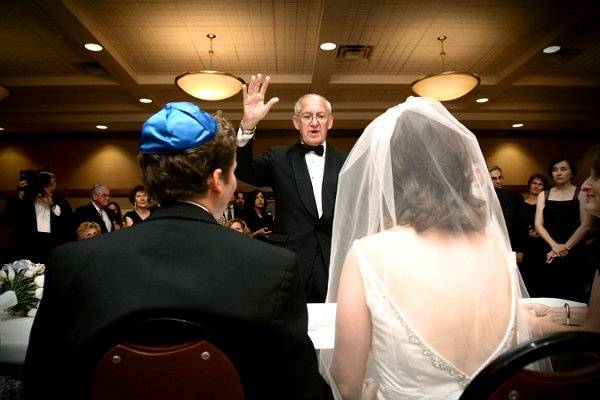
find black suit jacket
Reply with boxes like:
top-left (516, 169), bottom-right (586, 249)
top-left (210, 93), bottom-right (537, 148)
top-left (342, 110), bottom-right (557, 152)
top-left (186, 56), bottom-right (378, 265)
top-left (236, 141), bottom-right (347, 285)
top-left (495, 187), bottom-right (527, 252)
top-left (24, 202), bottom-right (331, 400)
top-left (74, 202), bottom-right (113, 233)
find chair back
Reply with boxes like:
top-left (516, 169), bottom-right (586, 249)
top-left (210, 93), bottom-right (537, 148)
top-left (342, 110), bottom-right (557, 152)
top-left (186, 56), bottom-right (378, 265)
top-left (460, 331), bottom-right (600, 400)
top-left (89, 317), bottom-right (244, 400)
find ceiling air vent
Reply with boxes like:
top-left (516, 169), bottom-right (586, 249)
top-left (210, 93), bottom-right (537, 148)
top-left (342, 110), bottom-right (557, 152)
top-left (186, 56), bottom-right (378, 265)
top-left (336, 45), bottom-right (373, 60)
top-left (74, 61), bottom-right (109, 76)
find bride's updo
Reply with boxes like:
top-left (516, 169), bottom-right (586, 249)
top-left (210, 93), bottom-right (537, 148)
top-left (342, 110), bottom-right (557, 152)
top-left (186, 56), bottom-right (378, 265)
top-left (390, 110), bottom-right (486, 233)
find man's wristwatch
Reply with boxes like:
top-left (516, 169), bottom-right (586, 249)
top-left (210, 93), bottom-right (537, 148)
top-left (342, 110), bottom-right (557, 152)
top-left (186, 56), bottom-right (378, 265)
top-left (240, 122), bottom-right (256, 135)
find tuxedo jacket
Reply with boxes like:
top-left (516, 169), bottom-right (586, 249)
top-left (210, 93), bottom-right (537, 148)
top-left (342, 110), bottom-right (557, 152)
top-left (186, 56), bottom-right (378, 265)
top-left (236, 141), bottom-right (347, 284)
top-left (6, 194), bottom-right (73, 263)
top-left (74, 202), bottom-right (113, 233)
top-left (24, 202), bottom-right (331, 400)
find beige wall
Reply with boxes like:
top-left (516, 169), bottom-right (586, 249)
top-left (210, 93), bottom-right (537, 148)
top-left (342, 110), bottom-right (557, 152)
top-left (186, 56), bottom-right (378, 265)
top-left (1, 134), bottom-right (598, 194)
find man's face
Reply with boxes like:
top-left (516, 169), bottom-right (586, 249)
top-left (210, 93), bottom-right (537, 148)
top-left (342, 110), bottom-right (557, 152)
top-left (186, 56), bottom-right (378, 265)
top-left (490, 169), bottom-right (504, 188)
top-left (234, 192), bottom-right (245, 207)
top-left (93, 187), bottom-right (110, 208)
top-left (292, 95), bottom-right (333, 147)
top-left (582, 168), bottom-right (600, 217)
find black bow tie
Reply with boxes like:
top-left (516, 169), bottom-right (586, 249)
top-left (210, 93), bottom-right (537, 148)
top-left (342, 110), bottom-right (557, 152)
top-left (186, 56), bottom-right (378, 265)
top-left (299, 143), bottom-right (324, 156)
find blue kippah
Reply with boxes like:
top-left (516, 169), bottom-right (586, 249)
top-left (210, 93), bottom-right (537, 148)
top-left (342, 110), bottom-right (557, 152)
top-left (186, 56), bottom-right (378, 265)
top-left (140, 102), bottom-right (218, 154)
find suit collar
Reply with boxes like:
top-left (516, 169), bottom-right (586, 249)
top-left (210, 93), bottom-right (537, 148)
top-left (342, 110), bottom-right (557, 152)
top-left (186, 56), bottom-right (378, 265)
top-left (290, 143), bottom-right (319, 219)
top-left (148, 201), bottom-right (218, 224)
top-left (321, 144), bottom-right (338, 220)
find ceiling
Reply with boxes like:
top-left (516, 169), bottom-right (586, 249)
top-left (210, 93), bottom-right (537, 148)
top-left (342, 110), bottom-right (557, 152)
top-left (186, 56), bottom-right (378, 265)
top-left (0, 0), bottom-right (599, 135)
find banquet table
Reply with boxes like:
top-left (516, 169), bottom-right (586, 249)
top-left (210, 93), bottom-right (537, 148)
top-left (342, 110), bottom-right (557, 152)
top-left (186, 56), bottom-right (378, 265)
top-left (0, 303), bottom-right (337, 366)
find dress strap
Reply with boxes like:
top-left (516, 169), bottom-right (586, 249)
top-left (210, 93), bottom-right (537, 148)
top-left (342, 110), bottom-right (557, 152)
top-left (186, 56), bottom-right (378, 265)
top-left (573, 186), bottom-right (580, 200)
top-left (544, 189), bottom-right (550, 201)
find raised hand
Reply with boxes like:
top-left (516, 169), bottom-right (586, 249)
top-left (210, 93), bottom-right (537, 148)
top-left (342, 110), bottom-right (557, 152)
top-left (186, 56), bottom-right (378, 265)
top-left (241, 74), bottom-right (279, 130)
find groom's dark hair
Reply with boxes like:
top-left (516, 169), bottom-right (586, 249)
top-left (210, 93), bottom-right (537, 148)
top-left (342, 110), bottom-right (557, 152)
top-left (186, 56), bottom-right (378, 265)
top-left (390, 111), bottom-right (486, 233)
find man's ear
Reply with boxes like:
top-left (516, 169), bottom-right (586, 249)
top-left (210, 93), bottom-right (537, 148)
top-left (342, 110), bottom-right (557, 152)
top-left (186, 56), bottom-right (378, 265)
top-left (207, 169), bottom-right (223, 193)
top-left (327, 115), bottom-right (334, 130)
top-left (292, 115), bottom-right (300, 130)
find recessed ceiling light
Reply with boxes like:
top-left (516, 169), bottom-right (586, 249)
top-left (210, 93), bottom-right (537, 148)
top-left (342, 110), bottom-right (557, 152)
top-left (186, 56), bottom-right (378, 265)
top-left (320, 42), bottom-right (337, 51)
top-left (0, 127), bottom-right (4, 131)
top-left (139, 98), bottom-right (153, 104)
top-left (96, 124), bottom-right (108, 130)
top-left (475, 97), bottom-right (489, 103)
top-left (512, 123), bottom-right (524, 128)
top-left (542, 45), bottom-right (561, 54)
top-left (85, 43), bottom-right (103, 52)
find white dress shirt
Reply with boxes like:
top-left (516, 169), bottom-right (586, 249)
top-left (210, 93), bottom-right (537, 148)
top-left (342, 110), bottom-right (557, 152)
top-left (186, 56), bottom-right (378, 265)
top-left (34, 197), bottom-right (61, 233)
top-left (237, 128), bottom-right (326, 218)
top-left (93, 202), bottom-right (112, 232)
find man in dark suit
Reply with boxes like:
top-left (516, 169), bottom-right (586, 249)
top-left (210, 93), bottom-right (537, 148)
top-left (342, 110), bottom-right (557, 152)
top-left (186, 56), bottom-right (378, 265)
top-left (489, 165), bottom-right (527, 263)
top-left (235, 74), bottom-right (347, 303)
top-left (24, 102), bottom-right (332, 400)
top-left (73, 184), bottom-right (114, 233)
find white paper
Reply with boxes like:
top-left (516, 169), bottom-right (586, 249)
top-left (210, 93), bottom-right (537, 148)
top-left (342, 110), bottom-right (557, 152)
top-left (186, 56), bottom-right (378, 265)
top-left (522, 297), bottom-right (587, 308)
top-left (307, 303), bottom-right (337, 349)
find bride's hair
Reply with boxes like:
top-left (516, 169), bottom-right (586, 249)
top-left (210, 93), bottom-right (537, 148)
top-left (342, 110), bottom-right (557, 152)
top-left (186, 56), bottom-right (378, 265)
top-left (390, 110), bottom-right (486, 233)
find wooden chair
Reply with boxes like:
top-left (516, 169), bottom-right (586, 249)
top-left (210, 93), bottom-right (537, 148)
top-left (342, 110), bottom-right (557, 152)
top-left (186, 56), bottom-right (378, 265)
top-left (89, 317), bottom-right (244, 400)
top-left (460, 331), bottom-right (600, 400)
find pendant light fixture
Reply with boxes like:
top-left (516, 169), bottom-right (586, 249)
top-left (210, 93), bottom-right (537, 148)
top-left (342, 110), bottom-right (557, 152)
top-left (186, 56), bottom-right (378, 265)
top-left (410, 35), bottom-right (480, 101)
top-left (175, 33), bottom-right (245, 101)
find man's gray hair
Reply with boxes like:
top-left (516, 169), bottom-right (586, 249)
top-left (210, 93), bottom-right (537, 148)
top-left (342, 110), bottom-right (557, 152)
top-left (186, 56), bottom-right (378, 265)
top-left (91, 183), bottom-right (106, 196)
top-left (294, 94), bottom-right (332, 115)
top-left (488, 165), bottom-right (502, 174)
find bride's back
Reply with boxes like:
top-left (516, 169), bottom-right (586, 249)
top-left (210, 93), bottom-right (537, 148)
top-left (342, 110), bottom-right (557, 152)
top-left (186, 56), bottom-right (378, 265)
top-left (357, 226), bottom-right (515, 378)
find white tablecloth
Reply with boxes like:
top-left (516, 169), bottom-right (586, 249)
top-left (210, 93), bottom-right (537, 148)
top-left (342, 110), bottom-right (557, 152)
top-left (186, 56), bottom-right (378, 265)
top-left (0, 316), bottom-right (34, 364)
top-left (0, 304), bottom-right (338, 365)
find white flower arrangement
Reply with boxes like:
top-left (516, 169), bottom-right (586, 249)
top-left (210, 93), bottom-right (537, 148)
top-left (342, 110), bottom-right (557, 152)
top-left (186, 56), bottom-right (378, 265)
top-left (0, 259), bottom-right (45, 317)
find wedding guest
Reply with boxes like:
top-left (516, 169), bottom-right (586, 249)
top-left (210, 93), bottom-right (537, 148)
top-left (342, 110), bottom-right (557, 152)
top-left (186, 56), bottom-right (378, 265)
top-left (107, 201), bottom-right (125, 230)
top-left (535, 156), bottom-right (591, 302)
top-left (74, 184), bottom-right (114, 234)
top-left (527, 148), bottom-right (600, 334)
top-left (5, 169), bottom-right (73, 263)
top-left (520, 173), bottom-right (549, 294)
top-left (233, 191), bottom-right (247, 220)
top-left (227, 218), bottom-right (252, 236)
top-left (124, 185), bottom-right (151, 226)
top-left (24, 102), bottom-right (331, 400)
top-left (245, 190), bottom-right (273, 241)
top-left (76, 222), bottom-right (101, 241)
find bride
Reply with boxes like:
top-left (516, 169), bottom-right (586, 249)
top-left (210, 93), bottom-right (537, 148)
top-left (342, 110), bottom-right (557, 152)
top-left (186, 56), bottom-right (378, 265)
top-left (320, 97), bottom-right (531, 399)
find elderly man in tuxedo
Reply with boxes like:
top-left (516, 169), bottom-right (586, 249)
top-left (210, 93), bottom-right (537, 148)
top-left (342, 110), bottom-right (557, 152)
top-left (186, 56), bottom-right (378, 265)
top-left (235, 75), bottom-right (347, 303)
top-left (24, 102), bottom-right (332, 400)
top-left (74, 184), bottom-right (113, 234)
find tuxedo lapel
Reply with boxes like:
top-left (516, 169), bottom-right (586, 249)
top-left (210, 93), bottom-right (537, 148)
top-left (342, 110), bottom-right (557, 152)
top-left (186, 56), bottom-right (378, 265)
top-left (289, 144), bottom-right (319, 219)
top-left (321, 143), bottom-right (338, 221)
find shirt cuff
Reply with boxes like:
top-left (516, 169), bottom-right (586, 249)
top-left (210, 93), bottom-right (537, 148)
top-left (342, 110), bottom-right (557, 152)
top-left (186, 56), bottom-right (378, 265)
top-left (237, 126), bottom-right (255, 147)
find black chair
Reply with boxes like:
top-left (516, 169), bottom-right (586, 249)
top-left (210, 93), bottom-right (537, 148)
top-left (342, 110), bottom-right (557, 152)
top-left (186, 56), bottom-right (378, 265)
top-left (89, 317), bottom-right (244, 400)
top-left (460, 331), bottom-right (600, 400)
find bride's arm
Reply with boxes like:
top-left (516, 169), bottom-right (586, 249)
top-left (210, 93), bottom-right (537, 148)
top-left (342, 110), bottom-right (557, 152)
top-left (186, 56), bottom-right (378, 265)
top-left (331, 248), bottom-right (373, 400)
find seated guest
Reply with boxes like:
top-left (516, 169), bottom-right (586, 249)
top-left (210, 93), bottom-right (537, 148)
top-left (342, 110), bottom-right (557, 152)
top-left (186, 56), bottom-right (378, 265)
top-left (5, 169), bottom-right (73, 263)
top-left (24, 102), bottom-right (332, 400)
top-left (233, 190), bottom-right (247, 220)
top-left (527, 148), bottom-right (600, 334)
top-left (124, 185), bottom-right (151, 226)
top-left (107, 201), bottom-right (125, 230)
top-left (74, 184), bottom-right (114, 234)
top-left (245, 189), bottom-right (273, 241)
top-left (76, 222), bottom-right (101, 241)
top-left (227, 218), bottom-right (252, 236)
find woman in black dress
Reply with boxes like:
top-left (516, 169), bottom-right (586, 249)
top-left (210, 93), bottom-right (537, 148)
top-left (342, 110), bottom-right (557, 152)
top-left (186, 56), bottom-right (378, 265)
top-left (535, 156), bottom-right (591, 301)
top-left (124, 185), bottom-right (151, 227)
top-left (520, 173), bottom-right (548, 294)
top-left (245, 190), bottom-right (273, 241)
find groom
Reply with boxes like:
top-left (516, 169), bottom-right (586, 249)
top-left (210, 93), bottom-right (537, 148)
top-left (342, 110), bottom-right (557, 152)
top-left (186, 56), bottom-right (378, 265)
top-left (235, 74), bottom-right (347, 303)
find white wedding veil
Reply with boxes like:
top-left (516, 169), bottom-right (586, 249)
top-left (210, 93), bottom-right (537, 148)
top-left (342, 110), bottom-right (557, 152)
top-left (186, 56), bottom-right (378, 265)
top-left (321, 97), bottom-right (532, 399)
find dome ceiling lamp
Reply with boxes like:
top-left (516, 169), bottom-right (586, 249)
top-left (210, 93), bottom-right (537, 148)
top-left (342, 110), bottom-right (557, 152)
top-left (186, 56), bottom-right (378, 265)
top-left (0, 85), bottom-right (9, 101)
top-left (411, 35), bottom-right (480, 102)
top-left (175, 33), bottom-right (245, 101)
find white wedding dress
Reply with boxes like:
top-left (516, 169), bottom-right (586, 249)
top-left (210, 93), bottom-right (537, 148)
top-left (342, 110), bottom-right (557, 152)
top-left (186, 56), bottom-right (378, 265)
top-left (321, 97), bottom-right (531, 400)
top-left (353, 232), bottom-right (517, 399)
